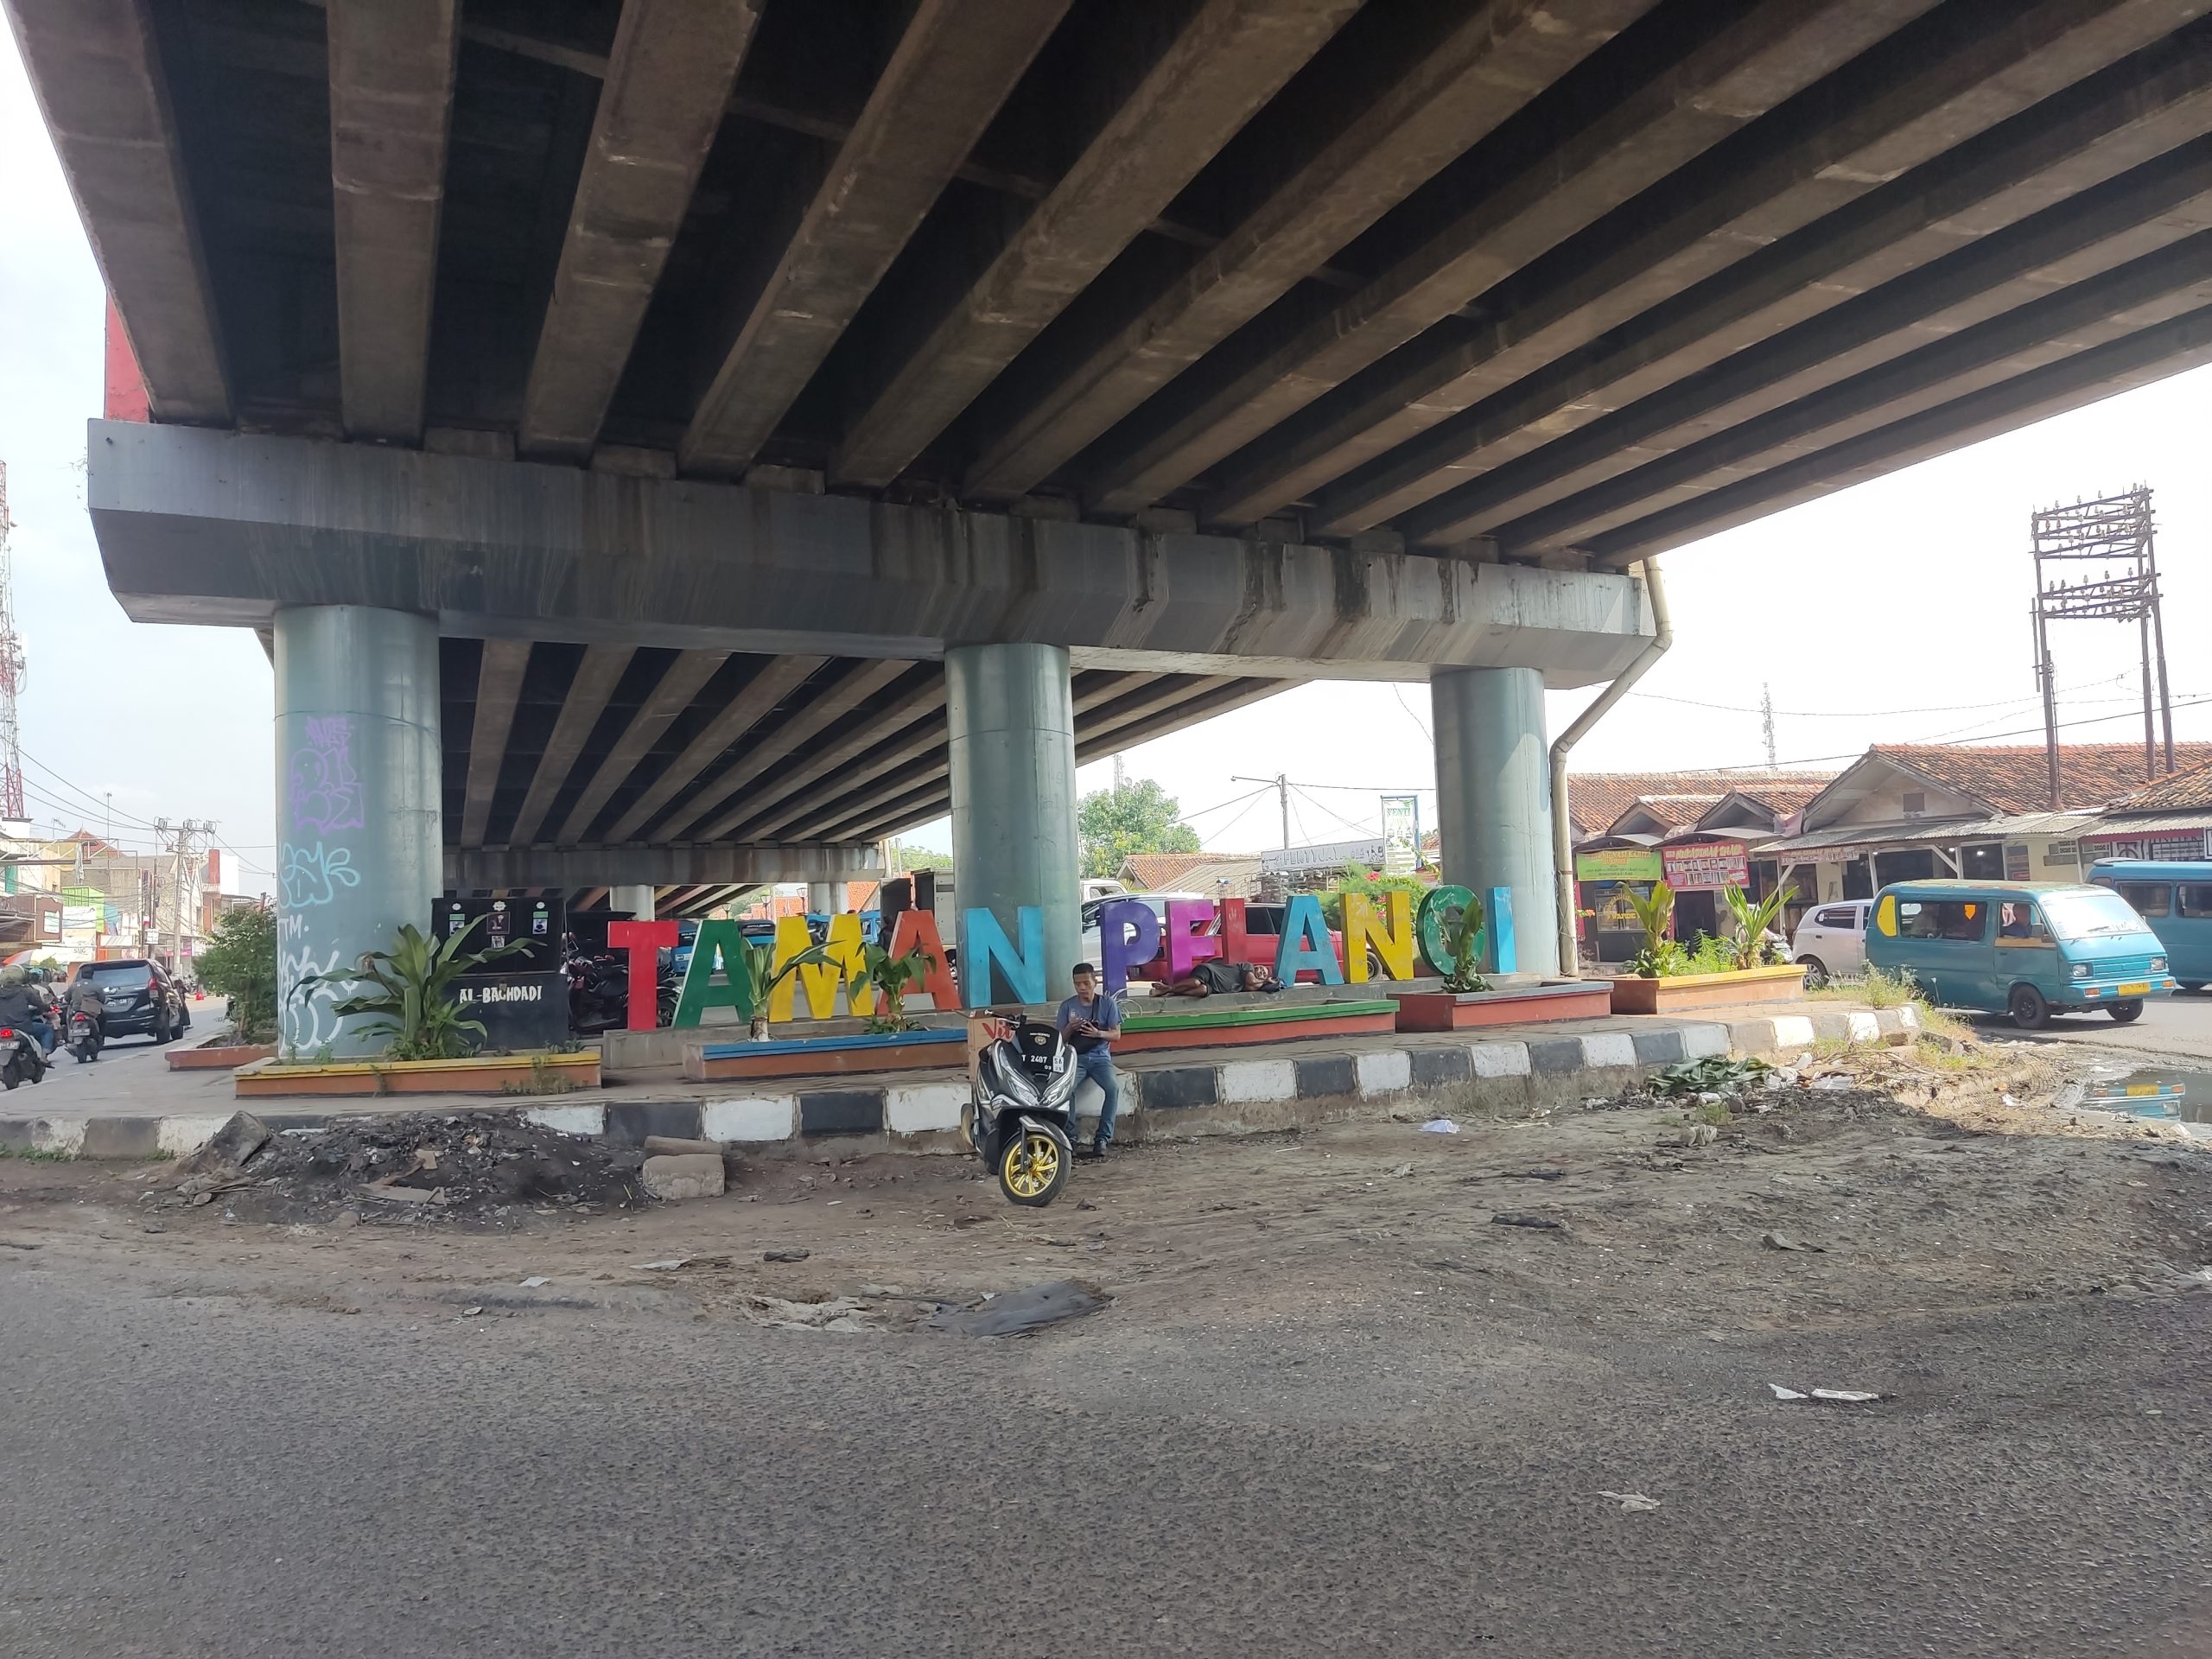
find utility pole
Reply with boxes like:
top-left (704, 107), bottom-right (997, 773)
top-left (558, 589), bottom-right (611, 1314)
top-left (1111, 753), bottom-right (1126, 793)
top-left (1760, 683), bottom-right (1777, 769)
top-left (0, 461), bottom-right (25, 822)
top-left (1232, 772), bottom-right (1292, 849)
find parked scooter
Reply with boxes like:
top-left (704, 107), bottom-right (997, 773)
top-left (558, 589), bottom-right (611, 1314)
top-left (964, 1015), bottom-right (1080, 1207)
top-left (0, 1023), bottom-right (49, 1090)
top-left (67, 1007), bottom-right (102, 1064)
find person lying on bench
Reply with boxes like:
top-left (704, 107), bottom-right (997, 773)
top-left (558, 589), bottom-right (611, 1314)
top-left (1162, 957), bottom-right (1282, 997)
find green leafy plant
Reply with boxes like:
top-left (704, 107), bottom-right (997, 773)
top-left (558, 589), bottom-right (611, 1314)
top-left (1076, 775), bottom-right (1200, 879)
top-left (1624, 881), bottom-right (1684, 978)
top-left (859, 941), bottom-right (938, 1033)
top-left (740, 937), bottom-right (834, 1039)
top-left (1721, 882), bottom-right (1796, 970)
top-left (296, 918), bottom-right (529, 1061)
top-left (1322, 866), bottom-right (1431, 931)
top-left (192, 903), bottom-right (278, 1044)
top-left (1435, 888), bottom-right (1491, 995)
top-left (1647, 1054), bottom-right (1775, 1099)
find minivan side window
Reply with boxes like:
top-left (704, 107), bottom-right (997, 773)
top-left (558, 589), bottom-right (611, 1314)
top-left (2178, 884), bottom-right (2212, 919)
top-left (1896, 899), bottom-right (1987, 941)
top-left (1813, 906), bottom-right (1854, 928)
top-left (2118, 880), bottom-right (2172, 918)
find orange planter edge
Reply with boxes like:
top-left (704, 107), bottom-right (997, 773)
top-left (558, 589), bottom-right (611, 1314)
top-left (233, 1052), bottom-right (601, 1097)
top-left (1608, 964), bottom-right (1808, 1014)
top-left (168, 1041), bottom-right (277, 1071)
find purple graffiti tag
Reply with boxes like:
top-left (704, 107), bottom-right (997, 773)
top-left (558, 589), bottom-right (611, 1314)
top-left (289, 715), bottom-right (364, 836)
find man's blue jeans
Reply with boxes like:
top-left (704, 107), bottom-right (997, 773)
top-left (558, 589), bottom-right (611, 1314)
top-left (1076, 1046), bottom-right (1119, 1146)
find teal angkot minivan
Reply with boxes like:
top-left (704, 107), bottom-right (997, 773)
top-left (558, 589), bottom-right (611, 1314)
top-left (1865, 880), bottom-right (2177, 1030)
top-left (2085, 860), bottom-right (2212, 992)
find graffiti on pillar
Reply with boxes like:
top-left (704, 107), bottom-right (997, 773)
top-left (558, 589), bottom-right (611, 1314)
top-left (276, 912), bottom-right (346, 1053)
top-left (288, 716), bottom-right (365, 836)
top-left (280, 841), bottom-right (359, 909)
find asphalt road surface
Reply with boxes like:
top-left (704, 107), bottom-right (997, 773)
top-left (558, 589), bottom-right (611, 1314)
top-left (4, 1095), bottom-right (2209, 1658)
top-left (1983, 983), bottom-right (2212, 1066)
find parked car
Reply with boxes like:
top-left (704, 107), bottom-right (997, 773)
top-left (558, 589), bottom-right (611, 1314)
top-left (1864, 880), bottom-right (2176, 1029)
top-left (1789, 899), bottom-right (1872, 987)
top-left (68, 957), bottom-right (191, 1044)
top-left (2086, 860), bottom-right (2212, 991)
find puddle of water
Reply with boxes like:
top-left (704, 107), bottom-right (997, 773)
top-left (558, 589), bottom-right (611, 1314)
top-left (2073, 1065), bottom-right (2212, 1128)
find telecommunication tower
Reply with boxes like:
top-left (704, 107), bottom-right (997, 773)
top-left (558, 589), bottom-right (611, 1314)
top-left (2029, 485), bottom-right (2174, 810)
top-left (0, 463), bottom-right (25, 821)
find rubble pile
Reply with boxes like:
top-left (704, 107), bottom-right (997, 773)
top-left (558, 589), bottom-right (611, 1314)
top-left (146, 1109), bottom-right (658, 1224)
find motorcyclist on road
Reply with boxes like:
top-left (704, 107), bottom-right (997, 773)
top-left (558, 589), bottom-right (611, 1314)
top-left (67, 970), bottom-right (106, 1032)
top-left (0, 969), bottom-right (51, 1055)
top-left (24, 969), bottom-right (60, 1054)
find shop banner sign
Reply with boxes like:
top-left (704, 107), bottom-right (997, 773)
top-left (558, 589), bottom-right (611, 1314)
top-left (1380, 795), bottom-right (1420, 875)
top-left (1662, 840), bottom-right (1749, 890)
top-left (1575, 848), bottom-right (1662, 882)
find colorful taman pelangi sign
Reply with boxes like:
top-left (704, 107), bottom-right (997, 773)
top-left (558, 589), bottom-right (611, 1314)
top-left (608, 886), bottom-right (1521, 1029)
top-left (1660, 839), bottom-right (1749, 890)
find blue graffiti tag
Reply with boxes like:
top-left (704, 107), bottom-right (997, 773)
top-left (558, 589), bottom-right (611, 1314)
top-left (281, 842), bottom-right (360, 909)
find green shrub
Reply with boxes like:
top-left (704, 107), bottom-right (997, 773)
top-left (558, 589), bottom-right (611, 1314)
top-left (194, 904), bottom-right (278, 1044)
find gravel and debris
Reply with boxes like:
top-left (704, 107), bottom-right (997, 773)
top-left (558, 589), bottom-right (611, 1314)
top-left (144, 1109), bottom-right (658, 1225)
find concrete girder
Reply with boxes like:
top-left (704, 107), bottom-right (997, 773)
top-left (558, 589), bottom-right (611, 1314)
top-left (958, 0), bottom-right (1652, 502)
top-left (696, 666), bottom-right (1151, 843)
top-left (574, 886), bottom-right (610, 910)
top-left (444, 842), bottom-right (882, 892)
top-left (86, 423), bottom-right (1652, 686)
top-left (1188, 0), bottom-right (2211, 530)
top-left (4, 0), bottom-right (230, 424)
top-left (670, 659), bottom-right (915, 841)
top-left (1081, 0), bottom-right (1938, 517)
top-left (517, 0), bottom-right (763, 464)
top-left (326, 0), bottom-right (459, 446)
top-left (677, 0), bottom-right (1067, 479)
top-left (823, 677), bottom-right (1292, 844)
top-left (1408, 136), bottom-right (2212, 548)
top-left (599, 653), bottom-right (827, 845)
top-left (1584, 297), bottom-right (2212, 565)
top-left (1510, 228), bottom-right (2212, 553)
top-left (553, 649), bottom-right (730, 844)
top-left (1329, 21), bottom-right (2212, 540)
top-left (830, 0), bottom-right (1360, 490)
top-left (505, 644), bottom-right (633, 846)
top-left (707, 675), bottom-right (947, 842)
top-left (458, 638), bottom-right (531, 847)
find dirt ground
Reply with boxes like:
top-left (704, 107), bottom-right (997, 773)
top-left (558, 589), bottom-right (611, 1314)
top-left (3, 1035), bottom-right (2207, 1345)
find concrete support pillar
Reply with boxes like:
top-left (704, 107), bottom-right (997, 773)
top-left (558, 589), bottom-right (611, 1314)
top-left (609, 884), bottom-right (655, 920)
top-left (946, 642), bottom-right (1080, 1001)
top-left (275, 606), bottom-right (442, 1056)
top-left (806, 881), bottom-right (836, 915)
top-left (1433, 666), bottom-right (1560, 977)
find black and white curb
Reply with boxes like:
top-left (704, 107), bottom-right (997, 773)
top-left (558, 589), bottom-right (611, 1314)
top-left (2, 1004), bottom-right (1921, 1158)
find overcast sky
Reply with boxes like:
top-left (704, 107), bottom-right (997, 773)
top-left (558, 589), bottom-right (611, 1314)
top-left (5, 25), bottom-right (2207, 880)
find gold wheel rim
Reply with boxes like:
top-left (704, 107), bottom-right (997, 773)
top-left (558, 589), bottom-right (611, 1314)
top-left (1001, 1131), bottom-right (1059, 1198)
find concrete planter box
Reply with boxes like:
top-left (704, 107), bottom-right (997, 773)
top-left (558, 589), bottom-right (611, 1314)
top-left (1117, 999), bottom-right (1399, 1052)
top-left (168, 1039), bottom-right (277, 1071)
top-left (233, 1049), bottom-right (601, 1097)
top-left (1609, 963), bottom-right (1808, 1014)
top-left (1389, 981), bottom-right (1614, 1031)
top-left (683, 1027), bottom-right (967, 1083)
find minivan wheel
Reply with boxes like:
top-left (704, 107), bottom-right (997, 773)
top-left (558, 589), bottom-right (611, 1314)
top-left (1795, 955), bottom-right (1828, 989)
top-left (2108, 999), bottom-right (2144, 1024)
top-left (2008, 984), bottom-right (2050, 1031)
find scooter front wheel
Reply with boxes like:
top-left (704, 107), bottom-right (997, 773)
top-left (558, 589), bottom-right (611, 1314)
top-left (998, 1128), bottom-right (1068, 1208)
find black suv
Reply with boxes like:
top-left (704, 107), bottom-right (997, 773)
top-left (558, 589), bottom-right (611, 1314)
top-left (70, 959), bottom-right (191, 1043)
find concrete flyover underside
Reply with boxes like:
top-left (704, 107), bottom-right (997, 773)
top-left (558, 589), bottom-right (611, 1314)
top-left (28, 0), bottom-right (2212, 926)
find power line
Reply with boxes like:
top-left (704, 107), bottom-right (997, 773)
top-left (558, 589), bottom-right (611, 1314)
top-left (1627, 673), bottom-right (2133, 720)
top-left (1702, 690), bottom-right (2212, 772)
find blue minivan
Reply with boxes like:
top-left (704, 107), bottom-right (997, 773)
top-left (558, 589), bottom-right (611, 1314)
top-left (1865, 880), bottom-right (2177, 1030)
top-left (2085, 860), bottom-right (2212, 993)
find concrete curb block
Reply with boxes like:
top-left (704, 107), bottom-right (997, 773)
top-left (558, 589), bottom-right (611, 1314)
top-left (8, 1006), bottom-right (1922, 1160)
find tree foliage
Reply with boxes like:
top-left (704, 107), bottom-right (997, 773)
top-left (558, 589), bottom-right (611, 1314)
top-left (194, 904), bottom-right (278, 1045)
top-left (890, 842), bottom-right (954, 873)
top-left (1076, 777), bottom-right (1199, 880)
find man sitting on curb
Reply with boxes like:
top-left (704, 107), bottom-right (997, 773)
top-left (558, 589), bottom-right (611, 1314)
top-left (1055, 962), bottom-right (1122, 1160)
